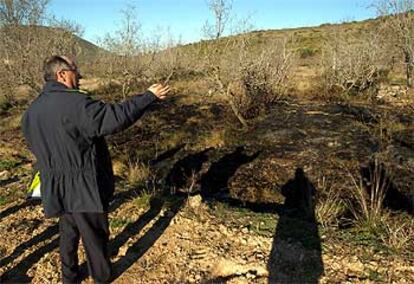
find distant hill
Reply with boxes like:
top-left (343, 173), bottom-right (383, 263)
top-left (0, 25), bottom-right (106, 62)
top-left (73, 33), bottom-right (107, 62)
top-left (0, 16), bottom-right (385, 68)
top-left (22, 17), bottom-right (380, 63)
top-left (181, 16), bottom-right (379, 57)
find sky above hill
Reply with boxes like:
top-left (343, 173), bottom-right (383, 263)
top-left (49, 0), bottom-right (375, 45)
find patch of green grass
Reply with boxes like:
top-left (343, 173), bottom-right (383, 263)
top-left (0, 159), bottom-right (20, 171)
top-left (339, 227), bottom-right (389, 254)
top-left (0, 97), bottom-right (13, 112)
top-left (367, 269), bottom-right (384, 282)
top-left (388, 77), bottom-right (407, 86)
top-left (132, 191), bottom-right (153, 209)
top-left (0, 196), bottom-right (8, 206)
top-left (298, 47), bottom-right (318, 59)
top-left (110, 218), bottom-right (132, 229)
top-left (208, 201), bottom-right (277, 237)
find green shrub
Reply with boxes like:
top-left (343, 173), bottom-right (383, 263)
top-left (298, 47), bottom-right (317, 59)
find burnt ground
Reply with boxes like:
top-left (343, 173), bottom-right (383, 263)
top-left (0, 94), bottom-right (413, 283)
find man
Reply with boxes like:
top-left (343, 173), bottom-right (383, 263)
top-left (21, 55), bottom-right (170, 283)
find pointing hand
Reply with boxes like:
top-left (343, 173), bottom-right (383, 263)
top-left (148, 84), bottom-right (170, 100)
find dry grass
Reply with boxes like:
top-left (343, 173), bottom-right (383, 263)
top-left (381, 220), bottom-right (414, 254)
top-left (0, 114), bottom-right (22, 131)
top-left (347, 159), bottom-right (390, 230)
top-left (197, 128), bottom-right (226, 149)
top-left (160, 131), bottom-right (189, 150)
top-left (126, 160), bottom-right (151, 187)
top-left (315, 177), bottom-right (345, 228)
top-left (112, 159), bottom-right (127, 177)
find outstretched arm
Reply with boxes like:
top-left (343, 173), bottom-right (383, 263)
top-left (81, 84), bottom-right (170, 138)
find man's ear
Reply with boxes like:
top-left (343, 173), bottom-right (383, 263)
top-left (56, 70), bottom-right (66, 82)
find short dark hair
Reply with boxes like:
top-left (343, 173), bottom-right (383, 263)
top-left (43, 55), bottom-right (73, 81)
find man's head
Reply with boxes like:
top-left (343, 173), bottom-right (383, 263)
top-left (43, 55), bottom-right (82, 89)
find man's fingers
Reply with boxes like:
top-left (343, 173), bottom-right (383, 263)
top-left (160, 86), bottom-right (170, 94)
top-left (148, 83), bottom-right (171, 100)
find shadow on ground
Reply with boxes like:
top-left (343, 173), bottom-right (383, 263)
top-left (0, 185), bottom-right (164, 283)
top-left (268, 168), bottom-right (323, 283)
top-left (200, 146), bottom-right (261, 199)
top-left (201, 167), bottom-right (324, 283)
top-left (1, 147), bottom-right (325, 283)
top-left (0, 199), bottom-right (41, 221)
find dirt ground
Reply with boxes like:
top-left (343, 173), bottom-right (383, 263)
top-left (1, 91), bottom-right (413, 283)
top-left (0, 193), bottom-right (413, 283)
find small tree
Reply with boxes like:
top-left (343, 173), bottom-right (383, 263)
top-left (0, 0), bottom-right (80, 104)
top-left (99, 3), bottom-right (144, 98)
top-left (321, 29), bottom-right (390, 97)
top-left (203, 0), bottom-right (233, 39)
top-left (141, 28), bottom-right (182, 83)
top-left (0, 26), bottom-right (79, 94)
top-left (101, 3), bottom-right (141, 56)
top-left (374, 0), bottom-right (414, 87)
top-left (0, 0), bottom-right (49, 26)
top-left (204, 36), bottom-right (295, 128)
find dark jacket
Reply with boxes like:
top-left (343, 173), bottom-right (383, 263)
top-left (22, 81), bottom-right (157, 218)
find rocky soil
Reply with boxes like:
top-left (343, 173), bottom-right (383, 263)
top-left (1, 95), bottom-right (413, 283)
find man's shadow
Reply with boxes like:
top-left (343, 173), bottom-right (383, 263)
top-left (165, 148), bottom-right (213, 193)
top-left (110, 196), bottom-right (185, 281)
top-left (75, 195), bottom-right (186, 282)
top-left (268, 168), bottom-right (324, 283)
top-left (200, 146), bottom-right (261, 199)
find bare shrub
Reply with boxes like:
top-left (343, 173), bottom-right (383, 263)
top-left (321, 29), bottom-right (391, 97)
top-left (0, 0), bottom-right (81, 105)
top-left (97, 7), bottom-right (189, 98)
top-left (0, 25), bottom-right (79, 104)
top-left (203, 0), bottom-right (233, 39)
top-left (0, 0), bottom-right (49, 26)
top-left (140, 29), bottom-right (186, 84)
top-left (97, 3), bottom-right (145, 99)
top-left (374, 0), bottom-right (414, 86)
top-left (205, 36), bottom-right (296, 127)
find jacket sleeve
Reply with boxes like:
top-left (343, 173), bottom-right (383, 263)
top-left (80, 91), bottom-right (158, 138)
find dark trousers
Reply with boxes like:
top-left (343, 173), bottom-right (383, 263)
top-left (59, 212), bottom-right (112, 284)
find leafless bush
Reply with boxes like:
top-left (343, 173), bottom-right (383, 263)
top-left (0, 0), bottom-right (81, 104)
top-left (0, 0), bottom-right (49, 26)
top-left (203, 0), bottom-right (233, 39)
top-left (91, 53), bottom-right (146, 100)
top-left (205, 36), bottom-right (296, 127)
top-left (97, 7), bottom-right (190, 98)
top-left (140, 30), bottom-right (186, 84)
top-left (0, 25), bottom-right (79, 104)
top-left (374, 0), bottom-right (414, 86)
top-left (321, 30), bottom-right (391, 97)
top-left (96, 3), bottom-right (146, 99)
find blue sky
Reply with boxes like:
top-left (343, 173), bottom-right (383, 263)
top-left (49, 0), bottom-right (375, 45)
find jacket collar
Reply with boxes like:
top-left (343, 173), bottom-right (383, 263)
top-left (42, 80), bottom-right (88, 95)
top-left (42, 80), bottom-right (73, 93)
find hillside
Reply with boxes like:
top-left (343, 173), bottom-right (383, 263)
top-left (0, 25), bottom-right (105, 61)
